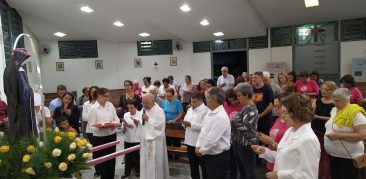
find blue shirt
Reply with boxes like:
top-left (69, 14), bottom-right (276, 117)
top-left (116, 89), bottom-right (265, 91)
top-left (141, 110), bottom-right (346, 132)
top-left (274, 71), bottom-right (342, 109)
top-left (49, 98), bottom-right (62, 112)
top-left (161, 99), bottom-right (183, 122)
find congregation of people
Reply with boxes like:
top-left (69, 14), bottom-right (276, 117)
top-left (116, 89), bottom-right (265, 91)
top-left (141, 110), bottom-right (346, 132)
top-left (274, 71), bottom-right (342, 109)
top-left (1, 66), bottom-right (366, 179)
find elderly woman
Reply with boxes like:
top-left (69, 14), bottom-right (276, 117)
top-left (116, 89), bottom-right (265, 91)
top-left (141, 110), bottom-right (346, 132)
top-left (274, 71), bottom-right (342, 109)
top-left (324, 88), bottom-right (366, 179)
top-left (231, 82), bottom-right (259, 179)
top-left (312, 81), bottom-right (337, 179)
top-left (161, 88), bottom-right (184, 150)
top-left (252, 93), bottom-right (320, 179)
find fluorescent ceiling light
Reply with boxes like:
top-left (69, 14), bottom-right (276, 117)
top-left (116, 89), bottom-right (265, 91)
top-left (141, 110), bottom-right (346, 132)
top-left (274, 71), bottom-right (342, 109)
top-left (200, 19), bottom-right (210, 26)
top-left (215, 40), bottom-right (223, 43)
top-left (180, 4), bottom-right (191, 12)
top-left (213, 32), bottom-right (224, 37)
top-left (139, 33), bottom-right (150, 37)
top-left (113, 21), bottom-right (124, 27)
top-left (54, 32), bottom-right (66, 37)
top-left (304, 0), bottom-right (319, 8)
top-left (80, 6), bottom-right (94, 13)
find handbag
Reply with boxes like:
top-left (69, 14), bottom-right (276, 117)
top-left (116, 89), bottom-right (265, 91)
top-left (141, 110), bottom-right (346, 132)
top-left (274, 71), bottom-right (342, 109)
top-left (332, 122), bottom-right (366, 168)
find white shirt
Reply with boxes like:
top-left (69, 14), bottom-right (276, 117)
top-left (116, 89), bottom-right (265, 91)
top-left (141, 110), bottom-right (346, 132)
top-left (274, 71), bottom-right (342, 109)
top-left (324, 107), bottom-right (366, 159)
top-left (142, 85), bottom-right (156, 96)
top-left (35, 107), bottom-right (51, 133)
top-left (82, 101), bottom-right (95, 133)
top-left (184, 103), bottom-right (208, 146)
top-left (196, 105), bottom-right (231, 155)
top-left (260, 123), bottom-right (320, 179)
top-left (158, 85), bottom-right (175, 97)
top-left (123, 111), bottom-right (142, 143)
top-left (179, 83), bottom-right (194, 103)
top-left (217, 74), bottom-right (235, 91)
top-left (88, 101), bottom-right (120, 137)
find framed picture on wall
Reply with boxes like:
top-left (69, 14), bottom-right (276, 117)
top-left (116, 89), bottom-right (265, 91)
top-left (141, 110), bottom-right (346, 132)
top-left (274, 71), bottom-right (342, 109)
top-left (134, 58), bottom-right (142, 68)
top-left (27, 61), bottom-right (32, 73)
top-left (170, 57), bottom-right (177, 66)
top-left (95, 60), bottom-right (103, 70)
top-left (56, 62), bottom-right (64, 71)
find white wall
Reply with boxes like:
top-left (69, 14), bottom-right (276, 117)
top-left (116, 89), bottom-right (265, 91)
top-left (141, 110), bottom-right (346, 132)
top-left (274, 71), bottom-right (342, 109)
top-left (192, 52), bottom-right (211, 83)
top-left (23, 24), bottom-right (41, 90)
top-left (39, 40), bottom-right (120, 93)
top-left (39, 40), bottom-right (210, 93)
top-left (38, 36), bottom-right (366, 94)
top-left (248, 46), bottom-right (293, 74)
top-left (340, 40), bottom-right (366, 77)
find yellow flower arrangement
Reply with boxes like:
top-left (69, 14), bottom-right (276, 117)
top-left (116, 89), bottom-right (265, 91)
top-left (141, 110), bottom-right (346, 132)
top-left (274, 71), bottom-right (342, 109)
top-left (25, 167), bottom-right (35, 175)
top-left (0, 129), bottom-right (91, 178)
top-left (58, 162), bottom-right (68, 171)
top-left (67, 154), bottom-right (76, 161)
top-left (82, 139), bottom-right (88, 145)
top-left (22, 154), bottom-right (31, 163)
top-left (26, 145), bottom-right (35, 153)
top-left (0, 145), bottom-right (9, 153)
top-left (69, 142), bottom-right (76, 150)
top-left (82, 152), bottom-right (92, 159)
top-left (54, 128), bottom-right (59, 133)
top-left (52, 148), bottom-right (62, 157)
top-left (67, 132), bottom-right (76, 139)
top-left (54, 136), bottom-right (62, 143)
top-left (44, 162), bottom-right (52, 169)
top-left (39, 141), bottom-right (44, 147)
top-left (76, 140), bottom-right (84, 148)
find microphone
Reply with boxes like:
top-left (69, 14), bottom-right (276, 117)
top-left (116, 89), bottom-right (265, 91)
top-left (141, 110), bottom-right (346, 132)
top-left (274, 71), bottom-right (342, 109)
top-left (142, 109), bottom-right (146, 126)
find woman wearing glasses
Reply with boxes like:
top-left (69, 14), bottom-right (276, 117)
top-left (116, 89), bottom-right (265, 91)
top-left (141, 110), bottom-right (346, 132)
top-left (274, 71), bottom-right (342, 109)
top-left (118, 80), bottom-right (142, 116)
top-left (252, 93), bottom-right (320, 179)
top-left (311, 81), bottom-right (337, 179)
top-left (88, 88), bottom-right (120, 179)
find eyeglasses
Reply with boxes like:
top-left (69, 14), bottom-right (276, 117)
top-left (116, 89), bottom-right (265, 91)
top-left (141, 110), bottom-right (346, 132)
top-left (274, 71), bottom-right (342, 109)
top-left (103, 95), bottom-right (110, 99)
top-left (124, 84), bottom-right (131, 87)
top-left (321, 87), bottom-right (331, 91)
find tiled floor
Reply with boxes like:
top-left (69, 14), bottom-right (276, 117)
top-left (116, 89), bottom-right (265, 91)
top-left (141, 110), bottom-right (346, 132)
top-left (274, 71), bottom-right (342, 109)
top-left (81, 129), bottom-right (267, 179)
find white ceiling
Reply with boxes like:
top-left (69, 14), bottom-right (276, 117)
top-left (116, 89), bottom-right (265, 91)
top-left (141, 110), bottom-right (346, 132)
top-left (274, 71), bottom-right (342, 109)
top-left (7, 0), bottom-right (366, 42)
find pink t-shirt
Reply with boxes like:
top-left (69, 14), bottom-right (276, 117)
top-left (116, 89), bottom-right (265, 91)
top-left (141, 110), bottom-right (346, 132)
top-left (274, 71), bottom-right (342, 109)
top-left (294, 80), bottom-right (319, 95)
top-left (349, 87), bottom-right (363, 104)
top-left (223, 102), bottom-right (244, 120)
top-left (133, 86), bottom-right (142, 96)
top-left (267, 117), bottom-right (289, 171)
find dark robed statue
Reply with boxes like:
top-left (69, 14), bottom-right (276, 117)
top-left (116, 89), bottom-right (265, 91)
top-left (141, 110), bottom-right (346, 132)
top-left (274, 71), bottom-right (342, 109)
top-left (3, 48), bottom-right (37, 142)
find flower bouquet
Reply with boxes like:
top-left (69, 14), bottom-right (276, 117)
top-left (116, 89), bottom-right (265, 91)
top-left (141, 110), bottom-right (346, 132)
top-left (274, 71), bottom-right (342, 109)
top-left (0, 129), bottom-right (92, 179)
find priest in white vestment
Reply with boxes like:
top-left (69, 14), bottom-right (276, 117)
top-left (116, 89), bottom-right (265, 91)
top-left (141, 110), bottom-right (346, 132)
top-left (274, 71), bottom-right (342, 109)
top-left (137, 93), bottom-right (169, 179)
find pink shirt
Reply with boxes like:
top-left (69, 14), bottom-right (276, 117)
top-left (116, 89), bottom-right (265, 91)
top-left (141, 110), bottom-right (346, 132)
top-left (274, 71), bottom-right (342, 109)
top-left (133, 86), bottom-right (142, 96)
top-left (349, 87), bottom-right (363, 104)
top-left (223, 102), bottom-right (244, 120)
top-left (294, 80), bottom-right (319, 95)
top-left (267, 117), bottom-right (289, 171)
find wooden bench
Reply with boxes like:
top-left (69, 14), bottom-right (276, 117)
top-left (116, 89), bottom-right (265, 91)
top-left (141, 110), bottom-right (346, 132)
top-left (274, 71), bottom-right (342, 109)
top-left (165, 123), bottom-right (187, 156)
top-left (44, 89), bottom-right (125, 108)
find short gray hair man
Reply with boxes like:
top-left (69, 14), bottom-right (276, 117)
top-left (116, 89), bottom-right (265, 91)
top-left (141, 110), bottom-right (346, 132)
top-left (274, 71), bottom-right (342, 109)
top-left (206, 87), bottom-right (226, 105)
